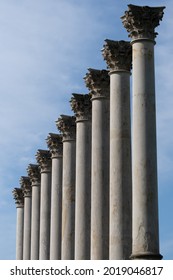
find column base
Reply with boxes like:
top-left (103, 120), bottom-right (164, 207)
top-left (130, 252), bottom-right (163, 260)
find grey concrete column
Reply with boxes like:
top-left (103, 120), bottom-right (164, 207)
top-left (12, 188), bottom-right (24, 260)
top-left (20, 176), bottom-right (32, 260)
top-left (56, 115), bottom-right (76, 260)
top-left (47, 133), bottom-right (63, 260)
top-left (71, 93), bottom-right (91, 260)
top-left (102, 40), bottom-right (132, 259)
top-left (27, 164), bottom-right (41, 260)
top-left (36, 150), bottom-right (51, 260)
top-left (122, 4), bottom-right (165, 260)
top-left (84, 69), bottom-right (110, 259)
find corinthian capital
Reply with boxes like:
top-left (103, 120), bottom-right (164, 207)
top-left (121, 4), bottom-right (165, 40)
top-left (12, 188), bottom-right (24, 207)
top-left (20, 176), bottom-right (32, 197)
top-left (70, 93), bottom-right (92, 121)
top-left (84, 69), bottom-right (109, 98)
top-left (102, 40), bottom-right (132, 72)
top-left (46, 133), bottom-right (63, 158)
top-left (36, 150), bottom-right (51, 173)
top-left (56, 115), bottom-right (76, 141)
top-left (27, 164), bottom-right (41, 186)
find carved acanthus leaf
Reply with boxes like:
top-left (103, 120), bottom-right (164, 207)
top-left (20, 176), bottom-right (32, 197)
top-left (56, 115), bottom-right (76, 141)
top-left (70, 93), bottom-right (92, 120)
top-left (36, 150), bottom-right (51, 172)
top-left (102, 40), bottom-right (132, 71)
top-left (84, 69), bottom-right (110, 98)
top-left (12, 188), bottom-right (24, 207)
top-left (46, 133), bottom-right (63, 157)
top-left (121, 5), bottom-right (165, 40)
top-left (27, 164), bottom-right (41, 185)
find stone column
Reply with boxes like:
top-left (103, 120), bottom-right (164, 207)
top-left (12, 188), bottom-right (24, 260)
top-left (121, 4), bottom-right (165, 260)
top-left (102, 40), bottom-right (132, 259)
top-left (56, 115), bottom-right (76, 260)
top-left (84, 69), bottom-right (110, 259)
top-left (36, 149), bottom-right (51, 260)
top-left (20, 176), bottom-right (32, 260)
top-left (47, 133), bottom-right (63, 260)
top-left (27, 164), bottom-right (41, 260)
top-left (70, 93), bottom-right (92, 260)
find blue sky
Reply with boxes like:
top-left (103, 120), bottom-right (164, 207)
top-left (0, 0), bottom-right (172, 260)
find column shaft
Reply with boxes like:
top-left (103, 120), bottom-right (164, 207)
top-left (56, 115), bottom-right (76, 260)
top-left (110, 72), bottom-right (132, 259)
top-left (132, 40), bottom-right (159, 256)
top-left (39, 171), bottom-right (51, 259)
top-left (71, 93), bottom-right (92, 260)
top-left (47, 133), bottom-right (63, 260)
top-left (28, 164), bottom-right (41, 260)
top-left (12, 188), bottom-right (24, 260)
top-left (23, 196), bottom-right (32, 259)
top-left (20, 177), bottom-right (32, 260)
top-left (102, 40), bottom-right (132, 260)
top-left (91, 97), bottom-right (109, 259)
top-left (75, 120), bottom-right (91, 259)
top-left (31, 185), bottom-right (40, 259)
top-left (36, 149), bottom-right (51, 260)
top-left (16, 207), bottom-right (24, 260)
top-left (61, 140), bottom-right (76, 259)
top-left (85, 69), bottom-right (110, 259)
top-left (47, 134), bottom-right (63, 260)
top-left (121, 4), bottom-right (165, 259)
top-left (50, 155), bottom-right (62, 259)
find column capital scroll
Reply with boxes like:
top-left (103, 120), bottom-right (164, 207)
top-left (27, 164), bottom-right (41, 186)
top-left (70, 93), bottom-right (92, 121)
top-left (20, 176), bottom-right (32, 197)
top-left (84, 68), bottom-right (110, 99)
top-left (121, 5), bottom-right (165, 41)
top-left (36, 149), bottom-right (51, 173)
top-left (46, 133), bottom-right (63, 158)
top-left (12, 188), bottom-right (24, 207)
top-left (56, 115), bottom-right (76, 141)
top-left (102, 40), bottom-right (132, 72)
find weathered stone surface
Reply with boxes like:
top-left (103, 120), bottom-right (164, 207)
top-left (56, 115), bottom-right (76, 141)
top-left (20, 176), bottom-right (32, 260)
top-left (12, 187), bottom-right (24, 260)
top-left (36, 149), bottom-right (51, 260)
top-left (109, 65), bottom-right (132, 259)
top-left (84, 68), bottom-right (109, 98)
top-left (20, 176), bottom-right (31, 197)
top-left (121, 4), bottom-right (164, 260)
top-left (12, 188), bottom-right (24, 207)
top-left (70, 93), bottom-right (92, 121)
top-left (46, 133), bottom-right (63, 158)
top-left (121, 4), bottom-right (165, 40)
top-left (47, 133), bottom-right (63, 260)
top-left (86, 68), bottom-right (110, 259)
top-left (102, 40), bottom-right (132, 71)
top-left (27, 164), bottom-right (40, 260)
top-left (27, 164), bottom-right (40, 185)
top-left (36, 150), bottom-right (51, 173)
top-left (57, 115), bottom-right (76, 259)
top-left (71, 93), bottom-right (91, 259)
